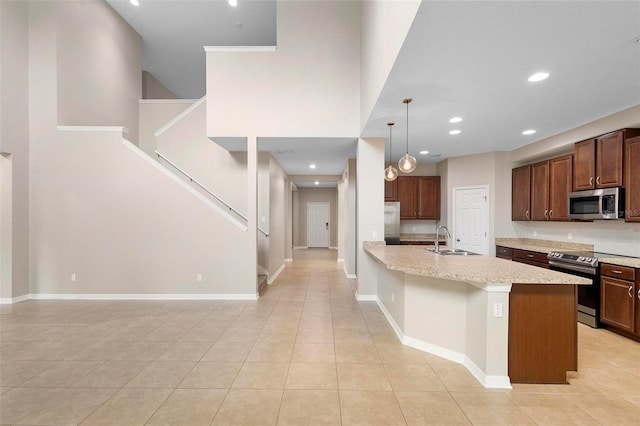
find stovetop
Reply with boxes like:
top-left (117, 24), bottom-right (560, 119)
top-left (547, 251), bottom-right (629, 267)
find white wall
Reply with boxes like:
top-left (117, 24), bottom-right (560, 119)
top-left (138, 100), bottom-right (193, 155)
top-left (257, 153), bottom-right (270, 272)
top-left (337, 159), bottom-right (357, 276)
top-left (360, 0), bottom-right (421, 131)
top-left (356, 138), bottom-right (385, 297)
top-left (268, 157), bottom-right (287, 277)
top-left (56, 1), bottom-right (142, 143)
top-left (31, 129), bottom-right (255, 296)
top-left (0, 0), bottom-right (30, 300)
top-left (206, 1), bottom-right (360, 139)
top-left (295, 188), bottom-right (338, 248)
top-left (142, 71), bottom-right (178, 100)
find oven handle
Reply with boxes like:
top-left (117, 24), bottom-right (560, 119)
top-left (548, 260), bottom-right (596, 276)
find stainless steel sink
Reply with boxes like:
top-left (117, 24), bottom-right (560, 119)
top-left (429, 249), bottom-right (480, 256)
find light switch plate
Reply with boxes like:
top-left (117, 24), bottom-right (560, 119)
top-left (493, 303), bottom-right (503, 318)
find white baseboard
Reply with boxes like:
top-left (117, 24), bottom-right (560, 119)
top-left (284, 258), bottom-right (293, 263)
top-left (267, 263), bottom-right (286, 284)
top-left (28, 293), bottom-right (258, 301)
top-left (0, 294), bottom-right (30, 304)
top-left (337, 258), bottom-right (344, 263)
top-left (376, 296), bottom-right (512, 390)
top-left (329, 246), bottom-right (338, 250)
top-left (343, 265), bottom-right (356, 279)
top-left (293, 246), bottom-right (307, 250)
top-left (374, 297), bottom-right (403, 342)
top-left (354, 293), bottom-right (377, 302)
top-left (257, 264), bottom-right (269, 276)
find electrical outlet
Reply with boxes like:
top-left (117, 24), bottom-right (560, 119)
top-left (567, 232), bottom-right (573, 240)
top-left (196, 273), bottom-right (203, 282)
top-left (412, 226), bottom-right (416, 232)
top-left (372, 231), bottom-right (377, 239)
top-left (71, 274), bottom-right (76, 282)
top-left (261, 216), bottom-right (266, 223)
top-left (391, 293), bottom-right (395, 303)
top-left (493, 303), bottom-right (503, 318)
top-left (533, 230), bottom-right (538, 236)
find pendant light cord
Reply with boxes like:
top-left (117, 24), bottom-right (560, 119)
top-left (406, 100), bottom-right (409, 154)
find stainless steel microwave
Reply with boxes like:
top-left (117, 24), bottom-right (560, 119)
top-left (568, 187), bottom-right (625, 220)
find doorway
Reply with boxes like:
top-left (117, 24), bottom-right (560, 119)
top-left (453, 185), bottom-right (489, 255)
top-left (307, 202), bottom-right (330, 248)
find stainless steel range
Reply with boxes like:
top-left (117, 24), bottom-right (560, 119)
top-left (547, 251), bottom-right (627, 328)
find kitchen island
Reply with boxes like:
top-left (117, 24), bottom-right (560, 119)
top-left (363, 242), bottom-right (590, 388)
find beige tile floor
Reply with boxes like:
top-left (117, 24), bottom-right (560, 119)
top-left (1, 248), bottom-right (640, 425)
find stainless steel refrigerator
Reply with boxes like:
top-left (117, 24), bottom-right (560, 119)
top-left (384, 202), bottom-right (401, 245)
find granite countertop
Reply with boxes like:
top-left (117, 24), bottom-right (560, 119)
top-left (364, 241), bottom-right (590, 285)
top-left (399, 233), bottom-right (445, 242)
top-left (495, 238), bottom-right (593, 254)
top-left (495, 238), bottom-right (640, 269)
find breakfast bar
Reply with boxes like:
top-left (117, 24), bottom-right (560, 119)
top-left (364, 242), bottom-right (591, 389)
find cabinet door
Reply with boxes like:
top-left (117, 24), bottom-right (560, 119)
top-left (385, 179), bottom-right (398, 201)
top-left (530, 161), bottom-right (550, 221)
top-left (397, 177), bottom-right (417, 219)
top-left (417, 176), bottom-right (440, 220)
top-left (596, 131), bottom-right (624, 188)
top-left (512, 165), bottom-right (531, 221)
top-left (573, 139), bottom-right (596, 191)
top-left (601, 276), bottom-right (635, 333)
top-left (549, 155), bottom-right (573, 221)
top-left (625, 136), bottom-right (640, 222)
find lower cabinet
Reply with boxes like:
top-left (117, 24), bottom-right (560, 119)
top-left (496, 245), bottom-right (513, 260)
top-left (600, 264), bottom-right (639, 337)
top-left (512, 249), bottom-right (549, 269)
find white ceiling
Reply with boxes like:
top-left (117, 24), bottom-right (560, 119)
top-left (110, 0), bottom-right (640, 180)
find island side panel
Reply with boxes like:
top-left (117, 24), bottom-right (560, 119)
top-left (376, 265), bottom-right (406, 337)
top-left (508, 284), bottom-right (578, 384)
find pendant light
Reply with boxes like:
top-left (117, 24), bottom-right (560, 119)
top-left (384, 122), bottom-right (398, 181)
top-left (398, 98), bottom-right (417, 173)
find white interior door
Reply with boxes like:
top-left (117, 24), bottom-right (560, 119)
top-left (307, 202), bottom-right (330, 248)
top-left (453, 186), bottom-right (489, 255)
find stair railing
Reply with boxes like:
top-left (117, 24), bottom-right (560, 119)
top-left (154, 150), bottom-right (269, 237)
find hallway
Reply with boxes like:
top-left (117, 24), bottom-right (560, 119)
top-left (1, 248), bottom-right (640, 425)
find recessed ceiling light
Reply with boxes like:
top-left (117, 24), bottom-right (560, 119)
top-left (428, 153), bottom-right (442, 158)
top-left (449, 117), bottom-right (462, 123)
top-left (314, 181), bottom-right (319, 185)
top-left (130, 0), bottom-right (139, 5)
top-left (419, 150), bottom-right (429, 155)
top-left (449, 130), bottom-right (461, 135)
top-left (309, 164), bottom-right (316, 169)
top-left (228, 0), bottom-right (238, 6)
top-left (522, 129), bottom-right (536, 135)
top-left (528, 72), bottom-right (549, 82)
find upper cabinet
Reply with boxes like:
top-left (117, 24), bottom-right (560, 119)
top-left (396, 176), bottom-right (440, 220)
top-left (573, 129), bottom-right (640, 190)
top-left (513, 155), bottom-right (572, 222)
top-left (385, 179), bottom-right (398, 201)
top-left (625, 135), bottom-right (640, 222)
top-left (512, 165), bottom-right (531, 221)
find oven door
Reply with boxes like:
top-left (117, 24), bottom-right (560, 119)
top-left (549, 262), bottom-right (599, 328)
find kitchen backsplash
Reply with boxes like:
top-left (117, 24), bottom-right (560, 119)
top-left (400, 220), bottom-right (437, 234)
top-left (513, 220), bottom-right (640, 257)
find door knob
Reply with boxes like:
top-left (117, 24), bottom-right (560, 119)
top-left (456, 239), bottom-right (460, 242)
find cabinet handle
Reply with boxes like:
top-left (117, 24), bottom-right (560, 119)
top-left (629, 285), bottom-right (633, 298)
top-left (589, 177), bottom-right (593, 185)
top-left (549, 209), bottom-right (553, 218)
top-left (612, 270), bottom-right (623, 274)
top-left (525, 210), bottom-right (529, 219)
top-left (544, 210), bottom-right (549, 218)
top-left (527, 254), bottom-right (534, 258)
top-left (637, 288), bottom-right (640, 300)
top-left (596, 176), bottom-right (601, 185)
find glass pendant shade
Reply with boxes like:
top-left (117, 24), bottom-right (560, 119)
top-left (384, 164), bottom-right (398, 181)
top-left (398, 153), bottom-right (417, 173)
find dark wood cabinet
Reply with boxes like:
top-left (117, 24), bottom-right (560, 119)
top-left (397, 177), bottom-right (417, 219)
top-left (417, 176), bottom-right (440, 219)
top-left (573, 138), bottom-right (596, 191)
top-left (496, 245), bottom-right (513, 260)
top-left (548, 155), bottom-right (573, 221)
top-left (512, 249), bottom-right (549, 269)
top-left (573, 129), bottom-right (640, 191)
top-left (512, 165), bottom-right (531, 221)
top-left (385, 179), bottom-right (397, 201)
top-left (625, 135), bottom-right (640, 222)
top-left (513, 155), bottom-right (572, 222)
top-left (396, 176), bottom-right (440, 220)
top-left (530, 161), bottom-right (549, 221)
top-left (600, 263), bottom-right (639, 339)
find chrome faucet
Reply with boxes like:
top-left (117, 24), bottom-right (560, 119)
top-left (434, 225), bottom-right (452, 253)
